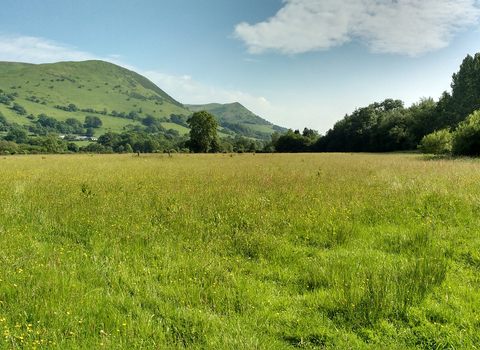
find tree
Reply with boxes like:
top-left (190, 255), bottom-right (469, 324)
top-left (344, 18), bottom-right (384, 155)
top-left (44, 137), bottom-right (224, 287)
top-left (98, 132), bottom-right (121, 148)
top-left (302, 127), bottom-right (319, 140)
top-left (450, 54), bottom-right (480, 124)
top-left (275, 130), bottom-right (312, 152)
top-left (171, 114), bottom-right (188, 127)
top-left (68, 103), bottom-right (78, 112)
top-left (186, 111), bottom-right (219, 153)
top-left (418, 129), bottom-right (452, 155)
top-left (65, 118), bottom-right (85, 133)
top-left (452, 110), bottom-right (480, 156)
top-left (12, 103), bottom-right (27, 115)
top-left (84, 116), bottom-right (103, 128)
top-left (124, 143), bottom-right (133, 153)
top-left (5, 128), bottom-right (29, 144)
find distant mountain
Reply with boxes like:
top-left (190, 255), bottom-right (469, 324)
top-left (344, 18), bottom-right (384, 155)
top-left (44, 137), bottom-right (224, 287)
top-left (0, 60), bottom-right (285, 139)
top-left (186, 102), bottom-right (287, 139)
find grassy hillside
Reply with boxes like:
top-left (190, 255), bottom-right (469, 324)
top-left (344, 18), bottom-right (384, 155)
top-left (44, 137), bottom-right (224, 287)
top-left (186, 102), bottom-right (287, 136)
top-left (0, 61), bottom-right (285, 139)
top-left (1, 153), bottom-right (479, 348)
top-left (185, 102), bottom-right (268, 125)
top-left (0, 60), bottom-right (190, 135)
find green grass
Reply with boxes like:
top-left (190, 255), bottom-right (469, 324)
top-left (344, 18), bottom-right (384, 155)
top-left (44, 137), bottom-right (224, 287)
top-left (160, 123), bottom-right (190, 135)
top-left (1, 153), bottom-right (480, 349)
top-left (240, 123), bottom-right (278, 134)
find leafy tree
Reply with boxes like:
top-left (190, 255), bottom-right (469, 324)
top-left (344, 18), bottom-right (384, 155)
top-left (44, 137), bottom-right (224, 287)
top-left (42, 137), bottom-right (66, 153)
top-left (302, 128), bottom-right (319, 140)
top-left (83, 143), bottom-right (104, 153)
top-left (418, 129), bottom-right (452, 155)
top-left (142, 114), bottom-right (157, 126)
top-left (144, 140), bottom-right (159, 153)
top-left (220, 141), bottom-right (234, 153)
top-left (166, 129), bottom-right (180, 136)
top-left (0, 112), bottom-right (10, 131)
top-left (275, 130), bottom-right (312, 153)
top-left (0, 141), bottom-right (19, 154)
top-left (86, 128), bottom-right (95, 137)
top-left (67, 142), bottom-right (79, 152)
top-left (449, 54), bottom-right (480, 125)
top-left (452, 110), bottom-right (480, 156)
top-left (128, 111), bottom-right (139, 120)
top-left (98, 132), bottom-right (121, 148)
top-left (409, 97), bottom-right (438, 144)
top-left (170, 114), bottom-right (188, 127)
top-left (186, 111), bottom-right (219, 153)
top-left (263, 131), bottom-right (280, 152)
top-left (68, 103), bottom-right (78, 112)
top-left (84, 116), bottom-right (103, 128)
top-left (12, 103), bottom-right (27, 115)
top-left (65, 118), bottom-right (85, 133)
top-left (5, 128), bottom-right (29, 144)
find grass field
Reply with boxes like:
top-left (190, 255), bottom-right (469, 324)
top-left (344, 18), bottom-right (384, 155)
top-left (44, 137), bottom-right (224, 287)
top-left (1, 153), bottom-right (480, 349)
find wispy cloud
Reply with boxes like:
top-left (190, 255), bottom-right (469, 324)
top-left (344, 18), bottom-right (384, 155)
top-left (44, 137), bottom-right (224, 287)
top-left (234, 0), bottom-right (480, 56)
top-left (243, 58), bottom-right (262, 63)
top-left (0, 35), bottom-right (98, 63)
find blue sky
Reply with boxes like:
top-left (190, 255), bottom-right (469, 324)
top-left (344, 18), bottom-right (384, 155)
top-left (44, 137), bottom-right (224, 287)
top-left (1, 0), bottom-right (480, 133)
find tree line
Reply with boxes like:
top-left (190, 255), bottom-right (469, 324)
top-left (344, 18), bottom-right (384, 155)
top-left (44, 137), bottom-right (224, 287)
top-left (270, 53), bottom-right (480, 155)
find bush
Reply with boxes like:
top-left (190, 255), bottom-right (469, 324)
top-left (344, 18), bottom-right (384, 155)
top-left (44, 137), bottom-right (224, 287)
top-left (418, 129), bottom-right (452, 155)
top-left (452, 110), bottom-right (480, 156)
top-left (0, 141), bottom-right (19, 154)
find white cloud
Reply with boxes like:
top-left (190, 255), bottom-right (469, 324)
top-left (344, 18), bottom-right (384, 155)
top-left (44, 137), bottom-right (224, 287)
top-left (0, 35), bottom-right (98, 63)
top-left (234, 0), bottom-right (480, 56)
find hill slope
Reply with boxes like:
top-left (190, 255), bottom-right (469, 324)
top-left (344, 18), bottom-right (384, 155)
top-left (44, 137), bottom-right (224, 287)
top-left (0, 60), bottom-right (284, 139)
top-left (0, 60), bottom-right (190, 135)
top-left (186, 102), bottom-right (287, 138)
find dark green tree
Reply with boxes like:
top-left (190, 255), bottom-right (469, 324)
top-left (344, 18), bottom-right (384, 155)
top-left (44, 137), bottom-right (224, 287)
top-left (5, 128), bottom-right (29, 144)
top-left (275, 130), bottom-right (312, 152)
top-left (450, 54), bottom-right (480, 124)
top-left (12, 103), bottom-right (27, 115)
top-left (84, 116), bottom-right (103, 128)
top-left (98, 132), bottom-right (121, 148)
top-left (452, 110), bottom-right (480, 156)
top-left (68, 103), bottom-right (78, 112)
top-left (186, 111), bottom-right (219, 153)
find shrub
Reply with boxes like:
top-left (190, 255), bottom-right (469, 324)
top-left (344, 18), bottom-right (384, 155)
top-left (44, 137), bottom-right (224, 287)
top-left (418, 129), bottom-right (452, 155)
top-left (0, 141), bottom-right (19, 154)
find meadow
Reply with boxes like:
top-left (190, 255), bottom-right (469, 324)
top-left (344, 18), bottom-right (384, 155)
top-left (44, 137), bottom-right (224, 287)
top-left (0, 152), bottom-right (479, 349)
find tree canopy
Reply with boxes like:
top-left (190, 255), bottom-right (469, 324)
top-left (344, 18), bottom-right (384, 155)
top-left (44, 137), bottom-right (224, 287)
top-left (186, 110), bottom-right (220, 153)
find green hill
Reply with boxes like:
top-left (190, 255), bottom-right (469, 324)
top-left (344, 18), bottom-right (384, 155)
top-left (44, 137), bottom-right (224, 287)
top-left (0, 60), bottom-right (285, 140)
top-left (186, 102), bottom-right (287, 139)
top-left (0, 60), bottom-right (190, 136)
top-left (185, 102), bottom-right (269, 125)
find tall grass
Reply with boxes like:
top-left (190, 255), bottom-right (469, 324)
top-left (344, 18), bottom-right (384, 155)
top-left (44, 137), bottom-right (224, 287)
top-left (1, 153), bottom-right (480, 349)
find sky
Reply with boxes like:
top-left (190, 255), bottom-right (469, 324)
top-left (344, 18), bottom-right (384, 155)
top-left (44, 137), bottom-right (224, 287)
top-left (1, 0), bottom-right (480, 133)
